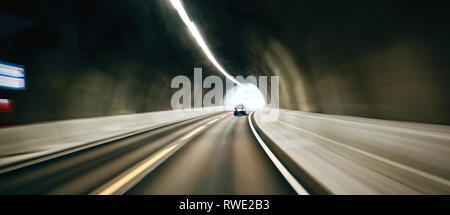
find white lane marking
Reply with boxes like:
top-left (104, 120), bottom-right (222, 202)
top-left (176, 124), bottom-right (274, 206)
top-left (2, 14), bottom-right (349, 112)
top-left (0, 112), bottom-right (224, 175)
top-left (98, 144), bottom-right (179, 195)
top-left (180, 125), bottom-right (206, 141)
top-left (207, 118), bottom-right (220, 125)
top-left (276, 119), bottom-right (450, 188)
top-left (96, 113), bottom-right (226, 194)
top-left (206, 113), bottom-right (229, 125)
top-left (248, 112), bottom-right (310, 195)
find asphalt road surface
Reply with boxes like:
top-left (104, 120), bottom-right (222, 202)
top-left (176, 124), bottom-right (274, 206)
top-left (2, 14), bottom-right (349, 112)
top-left (0, 112), bottom-right (296, 194)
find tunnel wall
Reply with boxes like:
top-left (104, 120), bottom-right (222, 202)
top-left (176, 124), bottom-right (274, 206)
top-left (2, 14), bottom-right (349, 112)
top-left (1, 0), bottom-right (449, 125)
top-left (255, 1), bottom-right (450, 124)
top-left (0, 0), bottom-right (221, 124)
top-left (187, 0), bottom-right (450, 124)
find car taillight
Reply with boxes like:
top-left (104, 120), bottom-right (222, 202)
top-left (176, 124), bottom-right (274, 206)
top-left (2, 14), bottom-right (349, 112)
top-left (243, 108), bottom-right (246, 112)
top-left (234, 108), bottom-right (237, 112)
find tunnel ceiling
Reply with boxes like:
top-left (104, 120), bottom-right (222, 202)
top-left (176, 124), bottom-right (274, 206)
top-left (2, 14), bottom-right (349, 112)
top-left (0, 0), bottom-right (449, 124)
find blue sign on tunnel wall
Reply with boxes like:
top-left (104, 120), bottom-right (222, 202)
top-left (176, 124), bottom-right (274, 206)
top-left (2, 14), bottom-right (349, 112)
top-left (0, 61), bottom-right (25, 90)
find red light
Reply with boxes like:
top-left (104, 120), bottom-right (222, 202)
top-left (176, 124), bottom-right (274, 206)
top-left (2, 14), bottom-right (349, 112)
top-left (234, 108), bottom-right (237, 112)
top-left (0, 99), bottom-right (13, 112)
top-left (243, 108), bottom-right (246, 112)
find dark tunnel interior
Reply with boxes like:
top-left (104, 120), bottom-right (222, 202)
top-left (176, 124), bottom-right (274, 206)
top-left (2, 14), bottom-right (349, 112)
top-left (1, 0), bottom-right (449, 125)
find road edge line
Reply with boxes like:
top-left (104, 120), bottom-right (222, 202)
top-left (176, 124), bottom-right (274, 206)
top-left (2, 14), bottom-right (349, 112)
top-left (248, 112), bottom-right (309, 195)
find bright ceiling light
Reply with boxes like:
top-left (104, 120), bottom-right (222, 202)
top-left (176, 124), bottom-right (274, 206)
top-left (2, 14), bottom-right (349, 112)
top-left (169, 0), bottom-right (243, 87)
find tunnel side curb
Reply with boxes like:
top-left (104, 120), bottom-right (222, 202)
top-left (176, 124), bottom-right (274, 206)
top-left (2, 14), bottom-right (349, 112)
top-left (249, 112), bottom-right (332, 195)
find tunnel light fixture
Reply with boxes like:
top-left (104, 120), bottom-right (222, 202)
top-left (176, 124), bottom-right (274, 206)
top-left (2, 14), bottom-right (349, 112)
top-left (169, 0), bottom-right (243, 87)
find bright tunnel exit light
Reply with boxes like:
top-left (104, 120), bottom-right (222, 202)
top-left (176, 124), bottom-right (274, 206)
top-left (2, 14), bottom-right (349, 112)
top-left (224, 83), bottom-right (266, 111)
top-left (169, 0), bottom-right (243, 87)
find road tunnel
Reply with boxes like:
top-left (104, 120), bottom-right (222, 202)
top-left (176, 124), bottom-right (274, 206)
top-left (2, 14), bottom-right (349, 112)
top-left (0, 0), bottom-right (449, 195)
top-left (1, 0), bottom-right (449, 124)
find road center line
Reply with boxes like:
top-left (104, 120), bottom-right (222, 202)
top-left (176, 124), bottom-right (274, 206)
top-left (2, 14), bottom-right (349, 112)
top-left (207, 118), bottom-right (220, 125)
top-left (180, 125), bottom-right (206, 141)
top-left (97, 115), bottom-right (223, 194)
top-left (206, 114), bottom-right (228, 125)
top-left (98, 144), bottom-right (179, 195)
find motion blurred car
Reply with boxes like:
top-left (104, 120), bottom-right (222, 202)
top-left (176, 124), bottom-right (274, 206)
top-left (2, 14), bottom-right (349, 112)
top-left (233, 104), bottom-right (247, 116)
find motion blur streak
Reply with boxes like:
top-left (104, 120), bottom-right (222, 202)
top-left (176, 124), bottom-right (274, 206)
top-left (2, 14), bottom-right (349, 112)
top-left (0, 112), bottom-right (296, 194)
top-left (0, 0), bottom-right (449, 195)
top-left (126, 113), bottom-right (295, 194)
top-left (169, 0), bottom-right (243, 86)
top-left (254, 110), bottom-right (450, 194)
top-left (277, 120), bottom-right (450, 187)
